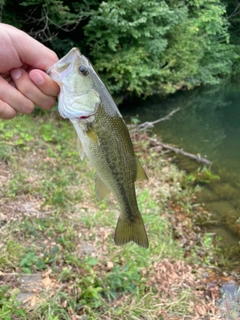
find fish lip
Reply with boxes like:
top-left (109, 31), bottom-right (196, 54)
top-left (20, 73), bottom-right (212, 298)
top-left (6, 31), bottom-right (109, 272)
top-left (46, 66), bottom-right (61, 83)
top-left (46, 65), bottom-right (54, 75)
top-left (46, 67), bottom-right (52, 75)
top-left (46, 66), bottom-right (58, 82)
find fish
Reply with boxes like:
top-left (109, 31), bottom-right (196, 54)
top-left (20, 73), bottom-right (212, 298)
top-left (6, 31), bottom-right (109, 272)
top-left (47, 48), bottom-right (149, 248)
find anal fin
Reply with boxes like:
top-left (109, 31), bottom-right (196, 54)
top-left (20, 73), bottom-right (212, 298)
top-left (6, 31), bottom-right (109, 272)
top-left (95, 174), bottom-right (111, 201)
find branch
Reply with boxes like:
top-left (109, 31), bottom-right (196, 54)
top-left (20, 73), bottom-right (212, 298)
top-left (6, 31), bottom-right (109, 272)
top-left (148, 138), bottom-right (212, 166)
top-left (128, 108), bottom-right (180, 133)
top-left (128, 108), bottom-right (211, 165)
top-left (20, 6), bottom-right (86, 42)
top-left (228, 2), bottom-right (240, 19)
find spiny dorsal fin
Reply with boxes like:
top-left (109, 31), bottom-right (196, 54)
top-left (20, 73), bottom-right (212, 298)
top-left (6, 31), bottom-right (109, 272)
top-left (135, 157), bottom-right (148, 181)
top-left (95, 174), bottom-right (111, 201)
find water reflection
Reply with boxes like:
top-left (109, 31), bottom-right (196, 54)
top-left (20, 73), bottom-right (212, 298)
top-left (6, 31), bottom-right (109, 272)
top-left (124, 80), bottom-right (240, 168)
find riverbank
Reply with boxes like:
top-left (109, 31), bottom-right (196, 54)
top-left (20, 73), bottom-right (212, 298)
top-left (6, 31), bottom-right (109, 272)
top-left (0, 111), bottom-right (235, 319)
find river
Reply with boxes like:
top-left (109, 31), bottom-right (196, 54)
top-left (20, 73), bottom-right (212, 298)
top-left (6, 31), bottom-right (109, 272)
top-left (122, 79), bottom-right (240, 266)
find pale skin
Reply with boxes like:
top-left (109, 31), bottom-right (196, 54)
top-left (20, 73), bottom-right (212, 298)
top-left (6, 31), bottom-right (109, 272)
top-left (0, 23), bottom-right (59, 119)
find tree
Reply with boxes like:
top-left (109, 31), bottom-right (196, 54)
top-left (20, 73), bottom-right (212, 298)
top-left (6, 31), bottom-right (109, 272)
top-left (83, 0), bottom-right (236, 99)
top-left (1, 0), bottom-right (238, 101)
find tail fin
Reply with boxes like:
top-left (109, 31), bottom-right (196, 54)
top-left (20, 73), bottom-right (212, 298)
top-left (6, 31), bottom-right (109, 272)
top-left (114, 216), bottom-right (149, 248)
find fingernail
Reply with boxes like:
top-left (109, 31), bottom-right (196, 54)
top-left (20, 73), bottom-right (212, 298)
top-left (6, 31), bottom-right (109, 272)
top-left (11, 68), bottom-right (22, 80)
top-left (30, 72), bottom-right (44, 85)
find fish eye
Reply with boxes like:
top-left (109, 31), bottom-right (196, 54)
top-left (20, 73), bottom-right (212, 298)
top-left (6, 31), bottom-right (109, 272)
top-left (79, 65), bottom-right (89, 76)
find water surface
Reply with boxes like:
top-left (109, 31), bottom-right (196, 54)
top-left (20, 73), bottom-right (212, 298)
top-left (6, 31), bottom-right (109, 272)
top-left (122, 79), bottom-right (240, 257)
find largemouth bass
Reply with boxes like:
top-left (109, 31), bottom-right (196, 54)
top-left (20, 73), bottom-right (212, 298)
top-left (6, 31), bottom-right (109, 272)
top-left (47, 48), bottom-right (149, 248)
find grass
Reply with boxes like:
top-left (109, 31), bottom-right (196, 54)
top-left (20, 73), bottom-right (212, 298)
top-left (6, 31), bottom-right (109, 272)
top-left (0, 110), bottom-right (222, 319)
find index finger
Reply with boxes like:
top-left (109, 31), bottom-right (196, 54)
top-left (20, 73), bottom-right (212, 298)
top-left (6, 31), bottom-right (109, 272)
top-left (19, 40), bottom-right (58, 71)
top-left (4, 25), bottom-right (59, 70)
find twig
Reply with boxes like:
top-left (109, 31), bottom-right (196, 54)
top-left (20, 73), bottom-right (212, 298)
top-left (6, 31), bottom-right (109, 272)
top-left (128, 107), bottom-right (211, 165)
top-left (0, 272), bottom-right (19, 276)
top-left (128, 108), bottom-right (180, 133)
top-left (19, 6), bottom-right (86, 42)
top-left (228, 2), bottom-right (240, 18)
top-left (149, 138), bottom-right (212, 166)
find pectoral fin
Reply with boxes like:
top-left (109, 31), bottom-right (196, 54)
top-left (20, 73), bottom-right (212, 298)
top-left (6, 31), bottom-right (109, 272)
top-left (86, 127), bottom-right (99, 145)
top-left (95, 175), bottom-right (111, 201)
top-left (135, 157), bottom-right (148, 180)
top-left (77, 138), bottom-right (84, 160)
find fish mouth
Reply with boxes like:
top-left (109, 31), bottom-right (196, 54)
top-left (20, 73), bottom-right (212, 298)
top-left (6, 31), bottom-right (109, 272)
top-left (46, 65), bottom-right (59, 82)
top-left (46, 63), bottom-right (58, 76)
top-left (46, 67), bottom-right (52, 75)
top-left (47, 48), bottom-right (80, 76)
top-left (47, 48), bottom-right (80, 82)
top-left (47, 48), bottom-right (92, 84)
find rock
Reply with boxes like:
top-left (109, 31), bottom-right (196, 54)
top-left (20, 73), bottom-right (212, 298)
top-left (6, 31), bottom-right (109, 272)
top-left (213, 183), bottom-right (239, 200)
top-left (205, 201), bottom-right (235, 220)
top-left (80, 242), bottom-right (95, 255)
top-left (197, 186), bottom-right (219, 203)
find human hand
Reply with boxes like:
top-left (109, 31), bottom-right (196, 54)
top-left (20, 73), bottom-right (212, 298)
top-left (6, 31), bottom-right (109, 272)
top-left (0, 23), bottom-right (59, 119)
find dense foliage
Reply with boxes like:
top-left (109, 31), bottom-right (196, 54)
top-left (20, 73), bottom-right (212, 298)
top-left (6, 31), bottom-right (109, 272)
top-left (1, 0), bottom-right (240, 101)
